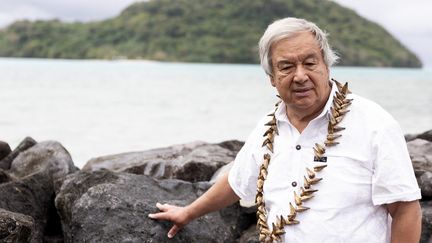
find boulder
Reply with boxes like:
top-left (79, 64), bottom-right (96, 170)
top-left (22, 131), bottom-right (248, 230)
top-left (0, 137), bottom-right (37, 170)
top-left (405, 134), bottom-right (418, 142)
top-left (82, 141), bottom-right (206, 173)
top-left (83, 140), bottom-right (243, 183)
top-left (418, 130), bottom-right (432, 142)
top-left (0, 170), bottom-right (53, 241)
top-left (8, 140), bottom-right (78, 193)
top-left (0, 140), bottom-right (77, 241)
top-left (0, 208), bottom-right (35, 242)
top-left (55, 170), bottom-right (255, 243)
top-left (237, 225), bottom-right (259, 243)
top-left (419, 172), bottom-right (432, 198)
top-left (217, 140), bottom-right (245, 154)
top-left (210, 161), bottom-right (233, 184)
top-left (0, 141), bottom-right (11, 161)
top-left (407, 139), bottom-right (432, 178)
top-left (0, 169), bottom-right (12, 184)
top-left (421, 201), bottom-right (432, 243)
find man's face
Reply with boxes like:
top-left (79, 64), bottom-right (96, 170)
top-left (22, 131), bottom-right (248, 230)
top-left (270, 32), bottom-right (330, 113)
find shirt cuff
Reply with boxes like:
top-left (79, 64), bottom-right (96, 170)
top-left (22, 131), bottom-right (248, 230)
top-left (372, 188), bottom-right (422, 206)
top-left (228, 169), bottom-right (255, 202)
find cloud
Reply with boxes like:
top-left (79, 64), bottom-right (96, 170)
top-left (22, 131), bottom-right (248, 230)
top-left (0, 4), bottom-right (53, 27)
top-left (333, 0), bottom-right (432, 33)
top-left (333, 0), bottom-right (432, 67)
top-left (0, 0), bottom-right (140, 27)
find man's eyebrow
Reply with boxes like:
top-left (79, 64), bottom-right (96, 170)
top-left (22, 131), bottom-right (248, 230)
top-left (274, 52), bottom-right (320, 65)
top-left (301, 52), bottom-right (319, 60)
top-left (275, 60), bottom-right (293, 66)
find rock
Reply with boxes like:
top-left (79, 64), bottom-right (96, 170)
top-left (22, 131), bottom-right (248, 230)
top-left (0, 208), bottom-right (35, 242)
top-left (83, 141), bottom-right (206, 172)
top-left (418, 130), bottom-right (432, 142)
top-left (405, 133), bottom-right (418, 142)
top-left (83, 141), bottom-right (241, 183)
top-left (55, 170), bottom-right (255, 243)
top-left (217, 140), bottom-right (244, 154)
top-left (8, 140), bottom-right (77, 193)
top-left (419, 172), bottom-right (432, 198)
top-left (210, 161), bottom-right (233, 184)
top-left (170, 144), bottom-right (236, 182)
top-left (0, 140), bottom-right (77, 241)
top-left (0, 170), bottom-right (52, 241)
top-left (407, 139), bottom-right (432, 178)
top-left (421, 201), bottom-right (432, 243)
top-left (237, 225), bottom-right (259, 243)
top-left (0, 169), bottom-right (12, 184)
top-left (0, 137), bottom-right (37, 170)
top-left (0, 141), bottom-right (11, 161)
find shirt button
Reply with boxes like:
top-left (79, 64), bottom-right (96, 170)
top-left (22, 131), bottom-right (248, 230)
top-left (296, 145), bottom-right (301, 150)
top-left (292, 181), bottom-right (297, 187)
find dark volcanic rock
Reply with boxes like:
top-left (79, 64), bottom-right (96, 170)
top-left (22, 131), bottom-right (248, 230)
top-left (83, 141), bottom-right (241, 182)
top-left (0, 141), bottom-right (11, 161)
top-left (407, 139), bottom-right (432, 179)
top-left (0, 137), bottom-right (37, 170)
top-left (0, 140), bottom-right (77, 242)
top-left (237, 225), bottom-right (259, 243)
top-left (55, 170), bottom-right (254, 243)
top-left (210, 162), bottom-right (233, 184)
top-left (8, 140), bottom-right (77, 193)
top-left (420, 172), bottom-right (432, 198)
top-left (405, 133), bottom-right (418, 142)
top-left (0, 169), bottom-right (12, 183)
top-left (421, 201), bottom-right (432, 243)
top-left (0, 208), bottom-right (35, 242)
top-left (0, 170), bottom-right (52, 241)
top-left (418, 130), bottom-right (432, 142)
top-left (217, 140), bottom-right (244, 154)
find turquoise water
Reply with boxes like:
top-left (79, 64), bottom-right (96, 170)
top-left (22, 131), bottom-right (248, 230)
top-left (0, 58), bottom-right (431, 167)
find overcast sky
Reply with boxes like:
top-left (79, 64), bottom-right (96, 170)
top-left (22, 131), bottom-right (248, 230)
top-left (0, 0), bottom-right (430, 67)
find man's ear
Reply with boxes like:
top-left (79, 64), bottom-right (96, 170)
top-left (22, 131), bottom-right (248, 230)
top-left (270, 75), bottom-right (276, 87)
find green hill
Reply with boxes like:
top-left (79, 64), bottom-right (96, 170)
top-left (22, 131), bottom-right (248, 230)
top-left (0, 0), bottom-right (422, 67)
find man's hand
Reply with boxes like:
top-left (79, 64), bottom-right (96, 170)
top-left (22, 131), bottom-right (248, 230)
top-left (148, 203), bottom-right (192, 238)
top-left (147, 172), bottom-right (240, 239)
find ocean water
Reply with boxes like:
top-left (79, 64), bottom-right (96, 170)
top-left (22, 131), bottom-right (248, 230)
top-left (0, 58), bottom-right (431, 167)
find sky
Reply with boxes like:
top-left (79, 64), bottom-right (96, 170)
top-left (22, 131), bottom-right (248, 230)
top-left (0, 0), bottom-right (431, 67)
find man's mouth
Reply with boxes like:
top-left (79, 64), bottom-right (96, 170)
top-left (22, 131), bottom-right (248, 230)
top-left (293, 88), bottom-right (312, 97)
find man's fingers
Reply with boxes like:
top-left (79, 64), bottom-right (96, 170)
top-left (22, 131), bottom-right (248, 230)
top-left (156, 202), bottom-right (172, 211)
top-left (148, 203), bottom-right (176, 220)
top-left (167, 225), bottom-right (180, 238)
top-left (148, 202), bottom-right (185, 238)
top-left (148, 211), bottom-right (168, 220)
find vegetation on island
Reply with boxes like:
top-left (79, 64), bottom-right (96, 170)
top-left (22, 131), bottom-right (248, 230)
top-left (0, 0), bottom-right (422, 67)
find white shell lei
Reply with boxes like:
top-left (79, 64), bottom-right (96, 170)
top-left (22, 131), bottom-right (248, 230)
top-left (255, 80), bottom-right (352, 242)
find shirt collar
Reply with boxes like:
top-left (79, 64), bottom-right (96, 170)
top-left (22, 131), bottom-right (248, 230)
top-left (274, 80), bottom-right (338, 123)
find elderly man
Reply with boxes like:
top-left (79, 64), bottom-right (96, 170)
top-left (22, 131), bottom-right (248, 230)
top-left (149, 17), bottom-right (422, 242)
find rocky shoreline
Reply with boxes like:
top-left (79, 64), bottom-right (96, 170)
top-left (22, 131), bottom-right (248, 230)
top-left (0, 130), bottom-right (431, 242)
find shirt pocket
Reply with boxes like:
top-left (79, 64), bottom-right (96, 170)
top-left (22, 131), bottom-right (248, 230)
top-left (304, 155), bottom-right (373, 209)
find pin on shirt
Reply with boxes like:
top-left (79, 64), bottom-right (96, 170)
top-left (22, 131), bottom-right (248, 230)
top-left (314, 156), bottom-right (327, 162)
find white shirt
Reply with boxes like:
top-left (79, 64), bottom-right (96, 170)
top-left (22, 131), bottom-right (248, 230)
top-left (228, 81), bottom-right (421, 243)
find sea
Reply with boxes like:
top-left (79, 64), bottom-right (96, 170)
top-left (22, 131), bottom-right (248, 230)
top-left (0, 58), bottom-right (431, 168)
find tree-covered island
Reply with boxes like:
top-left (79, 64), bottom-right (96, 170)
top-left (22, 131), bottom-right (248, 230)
top-left (0, 0), bottom-right (422, 67)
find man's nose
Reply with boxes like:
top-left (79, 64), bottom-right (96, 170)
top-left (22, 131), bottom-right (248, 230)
top-left (293, 66), bottom-right (308, 83)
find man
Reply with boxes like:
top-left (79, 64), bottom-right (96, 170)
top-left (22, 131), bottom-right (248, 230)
top-left (149, 17), bottom-right (422, 242)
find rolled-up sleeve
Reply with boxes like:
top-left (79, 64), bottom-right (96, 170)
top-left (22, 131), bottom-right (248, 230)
top-left (228, 123), bottom-right (262, 203)
top-left (371, 121), bottom-right (421, 205)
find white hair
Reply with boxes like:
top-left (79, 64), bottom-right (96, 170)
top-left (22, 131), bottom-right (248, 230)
top-left (259, 17), bottom-right (339, 76)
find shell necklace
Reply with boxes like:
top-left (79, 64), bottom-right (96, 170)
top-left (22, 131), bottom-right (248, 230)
top-left (255, 80), bottom-right (352, 242)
